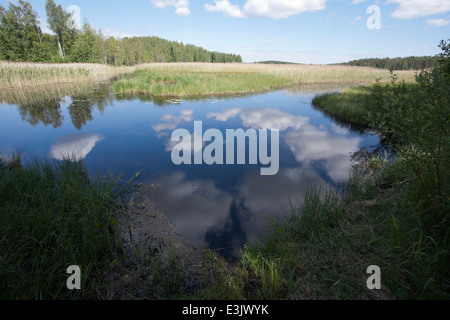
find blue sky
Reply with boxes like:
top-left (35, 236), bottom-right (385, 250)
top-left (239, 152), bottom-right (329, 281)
top-left (2, 0), bottom-right (449, 63)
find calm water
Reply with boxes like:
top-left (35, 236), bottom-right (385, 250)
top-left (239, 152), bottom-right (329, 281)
top-left (0, 83), bottom-right (379, 257)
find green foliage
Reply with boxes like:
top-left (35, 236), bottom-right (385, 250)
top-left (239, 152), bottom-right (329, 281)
top-left (362, 40), bottom-right (450, 298)
top-left (69, 20), bottom-right (102, 63)
top-left (45, 0), bottom-right (78, 60)
top-left (0, 0), bottom-right (48, 62)
top-left (368, 40), bottom-right (449, 214)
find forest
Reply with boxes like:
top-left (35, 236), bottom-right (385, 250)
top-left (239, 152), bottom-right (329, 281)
top-left (340, 56), bottom-right (439, 70)
top-left (0, 0), bottom-right (242, 66)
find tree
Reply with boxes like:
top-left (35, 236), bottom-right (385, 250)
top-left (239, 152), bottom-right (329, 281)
top-left (70, 20), bottom-right (100, 63)
top-left (0, 0), bottom-right (46, 61)
top-left (45, 0), bottom-right (77, 60)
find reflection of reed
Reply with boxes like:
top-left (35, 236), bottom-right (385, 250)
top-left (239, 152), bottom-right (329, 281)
top-left (0, 82), bottom-right (115, 130)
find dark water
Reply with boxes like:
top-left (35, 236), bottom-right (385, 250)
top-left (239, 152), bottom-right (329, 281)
top-left (0, 83), bottom-right (379, 258)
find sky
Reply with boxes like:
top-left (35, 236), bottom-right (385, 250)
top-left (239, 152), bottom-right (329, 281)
top-left (1, 0), bottom-right (449, 64)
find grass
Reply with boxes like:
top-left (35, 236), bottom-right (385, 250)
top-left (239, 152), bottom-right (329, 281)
top-left (198, 152), bottom-right (449, 300)
top-left (312, 80), bottom-right (418, 128)
top-left (199, 186), bottom-right (389, 300)
top-left (113, 69), bottom-right (292, 97)
top-left (0, 155), bottom-right (121, 299)
top-left (112, 63), bottom-right (417, 97)
top-left (0, 62), bottom-right (134, 90)
top-left (312, 85), bottom-right (379, 127)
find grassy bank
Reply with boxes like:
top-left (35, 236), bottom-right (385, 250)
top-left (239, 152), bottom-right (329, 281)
top-left (0, 155), bottom-right (120, 299)
top-left (112, 63), bottom-right (417, 97)
top-left (0, 62), bottom-right (134, 90)
top-left (312, 79), bottom-right (418, 128)
top-left (202, 150), bottom-right (448, 300)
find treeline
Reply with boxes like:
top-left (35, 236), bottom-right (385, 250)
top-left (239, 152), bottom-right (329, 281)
top-left (0, 0), bottom-right (242, 66)
top-left (341, 56), bottom-right (439, 70)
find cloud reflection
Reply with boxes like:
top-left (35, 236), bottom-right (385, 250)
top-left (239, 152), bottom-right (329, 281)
top-left (150, 106), bottom-right (365, 253)
top-left (50, 133), bottom-right (104, 161)
top-left (208, 107), bottom-right (362, 182)
top-left (151, 172), bottom-right (233, 245)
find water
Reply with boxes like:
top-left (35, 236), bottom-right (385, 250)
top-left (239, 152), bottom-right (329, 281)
top-left (0, 83), bottom-right (379, 258)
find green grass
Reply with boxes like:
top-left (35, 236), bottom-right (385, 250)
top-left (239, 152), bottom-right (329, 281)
top-left (312, 86), bottom-right (378, 127)
top-left (312, 82), bottom-right (418, 128)
top-left (113, 69), bottom-right (291, 97)
top-left (113, 64), bottom-right (417, 98)
top-left (0, 155), bottom-right (120, 299)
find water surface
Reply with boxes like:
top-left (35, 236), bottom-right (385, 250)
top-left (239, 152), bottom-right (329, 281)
top-left (0, 83), bottom-right (379, 258)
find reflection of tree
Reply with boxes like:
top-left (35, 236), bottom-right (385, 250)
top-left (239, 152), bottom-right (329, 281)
top-left (68, 83), bottom-right (113, 130)
top-left (68, 99), bottom-right (95, 130)
top-left (2, 82), bottom-right (115, 130)
top-left (18, 99), bottom-right (64, 128)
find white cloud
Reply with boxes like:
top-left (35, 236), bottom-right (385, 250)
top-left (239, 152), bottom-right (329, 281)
top-left (427, 18), bottom-right (450, 27)
top-left (175, 7), bottom-right (191, 16)
top-left (205, 0), bottom-right (327, 19)
top-left (205, 0), bottom-right (245, 18)
top-left (244, 0), bottom-right (327, 19)
top-left (387, 0), bottom-right (450, 19)
top-left (150, 0), bottom-right (190, 16)
top-left (352, 0), bottom-right (367, 4)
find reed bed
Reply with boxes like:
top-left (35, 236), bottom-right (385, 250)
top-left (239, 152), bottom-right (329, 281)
top-left (0, 62), bottom-right (416, 93)
top-left (114, 63), bottom-right (417, 97)
top-left (0, 62), bottom-right (134, 90)
top-left (135, 63), bottom-right (417, 84)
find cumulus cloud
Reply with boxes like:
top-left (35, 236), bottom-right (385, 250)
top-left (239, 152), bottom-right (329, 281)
top-left (205, 0), bottom-right (327, 19)
top-left (205, 0), bottom-right (245, 18)
top-left (150, 0), bottom-right (190, 16)
top-left (387, 0), bottom-right (450, 19)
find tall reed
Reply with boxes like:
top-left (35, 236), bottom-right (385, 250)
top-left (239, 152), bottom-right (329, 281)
top-left (0, 62), bottom-right (134, 90)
